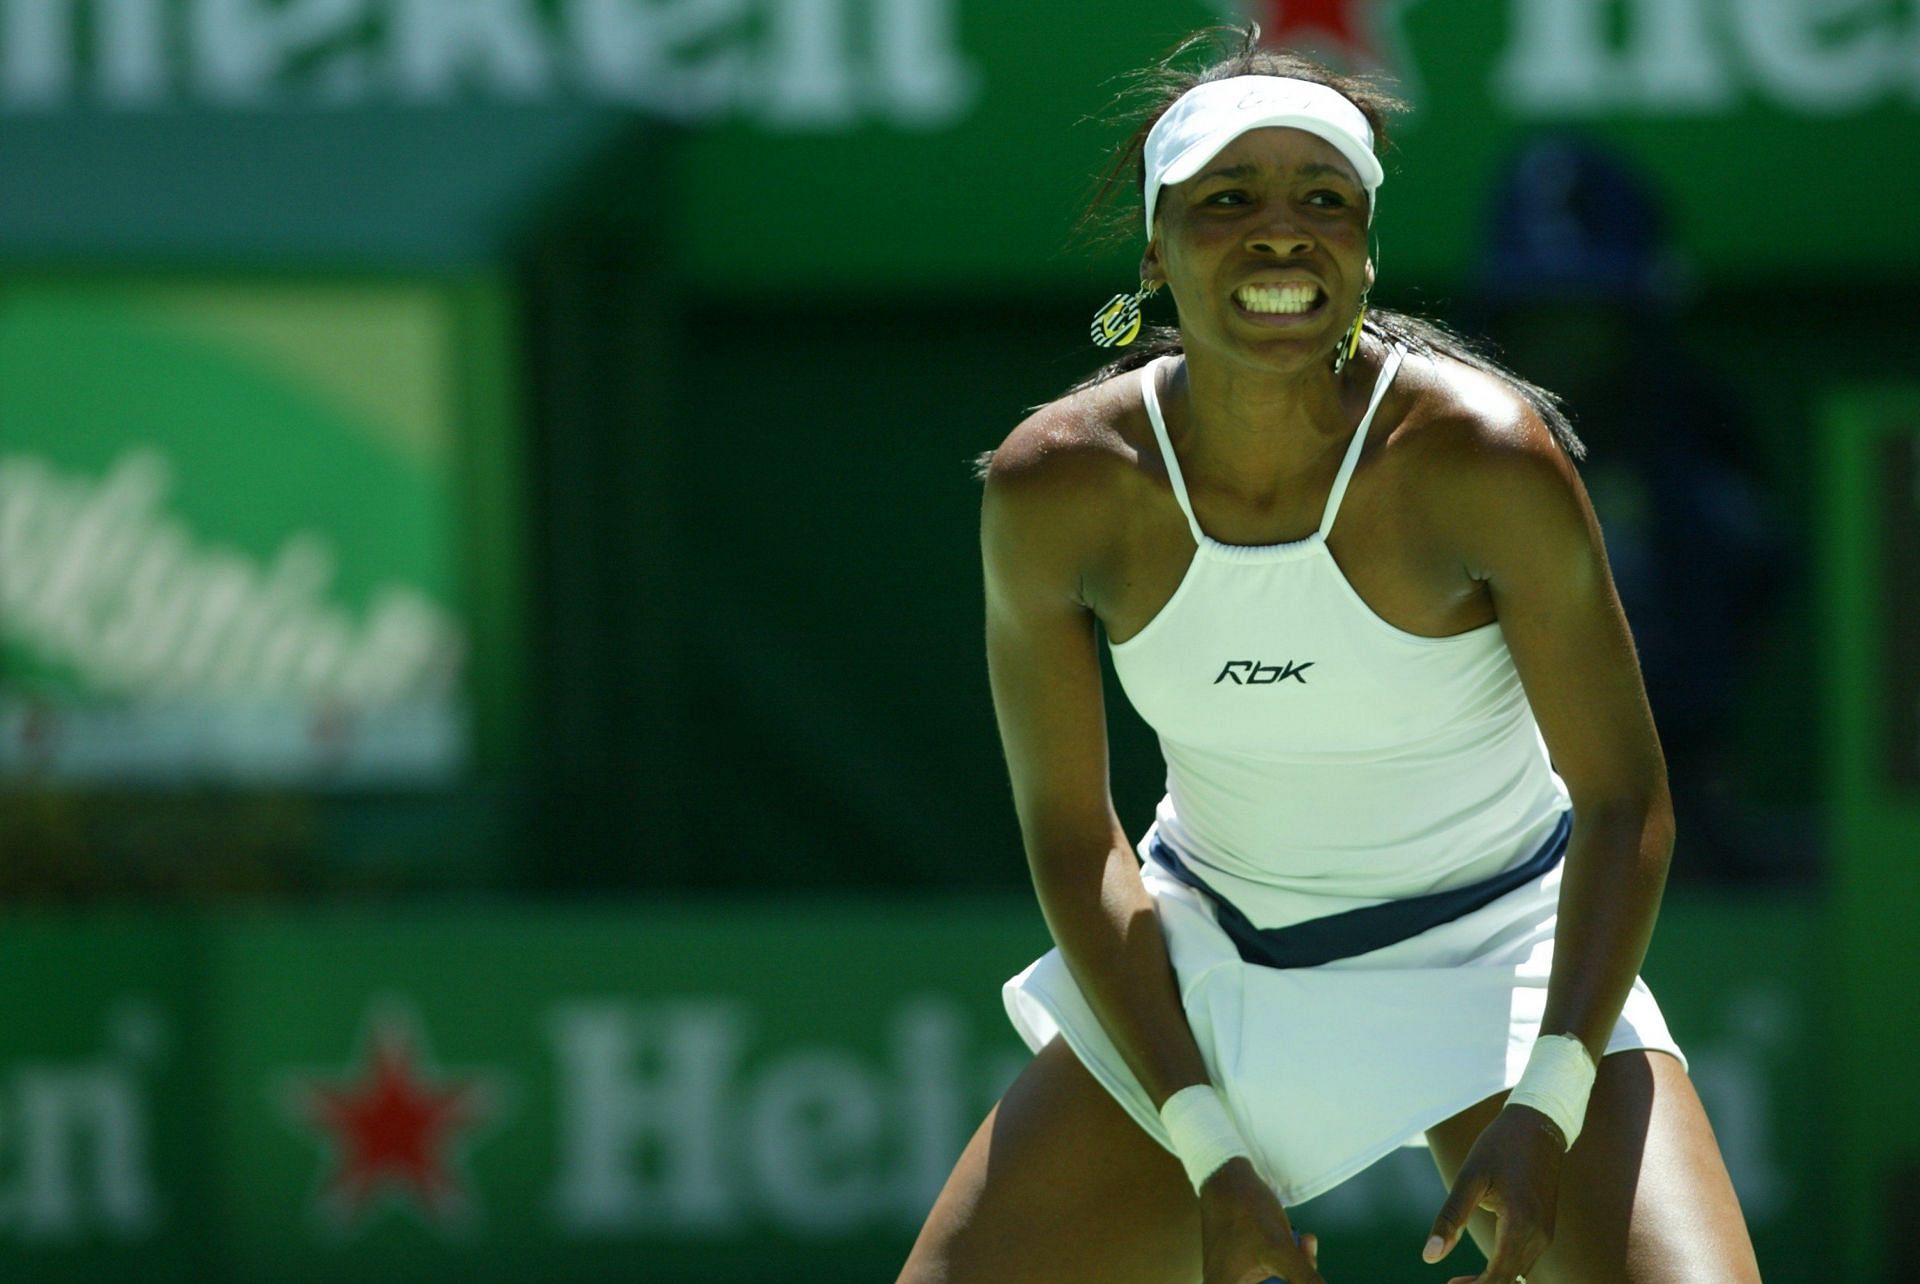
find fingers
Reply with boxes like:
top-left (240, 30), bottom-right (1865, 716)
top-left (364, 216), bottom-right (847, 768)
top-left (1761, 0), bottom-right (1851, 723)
top-left (1211, 1235), bottom-right (1324, 1284)
top-left (1240, 1254), bottom-right (1323, 1284)
top-left (1198, 1169), bottom-right (1325, 1284)
top-left (1232, 1236), bottom-right (1323, 1284)
top-left (1435, 1204), bottom-right (1550, 1284)
top-left (1424, 1168), bottom-right (1488, 1264)
top-left (1240, 1262), bottom-right (1322, 1284)
top-left (1474, 1210), bottom-right (1549, 1284)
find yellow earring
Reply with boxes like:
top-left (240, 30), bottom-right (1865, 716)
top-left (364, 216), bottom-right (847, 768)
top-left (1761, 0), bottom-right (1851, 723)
top-left (1332, 297), bottom-right (1367, 373)
top-left (1090, 279), bottom-right (1160, 348)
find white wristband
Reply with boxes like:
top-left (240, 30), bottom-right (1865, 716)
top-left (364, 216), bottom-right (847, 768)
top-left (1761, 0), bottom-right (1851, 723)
top-left (1158, 1083), bottom-right (1252, 1193)
top-left (1506, 1034), bottom-right (1598, 1150)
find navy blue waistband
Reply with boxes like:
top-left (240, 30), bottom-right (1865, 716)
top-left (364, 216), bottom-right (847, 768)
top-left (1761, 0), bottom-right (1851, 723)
top-left (1146, 809), bottom-right (1572, 970)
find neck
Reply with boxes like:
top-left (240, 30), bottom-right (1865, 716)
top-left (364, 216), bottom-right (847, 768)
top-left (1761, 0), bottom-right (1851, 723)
top-left (1161, 341), bottom-right (1375, 498)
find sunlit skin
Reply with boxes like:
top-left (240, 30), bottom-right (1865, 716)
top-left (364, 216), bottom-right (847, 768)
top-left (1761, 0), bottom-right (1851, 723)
top-left (1141, 126), bottom-right (1380, 501)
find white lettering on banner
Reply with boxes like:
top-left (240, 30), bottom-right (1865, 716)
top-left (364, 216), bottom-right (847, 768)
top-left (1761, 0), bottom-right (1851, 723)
top-left (391, 0), bottom-right (553, 102)
top-left (763, 0), bottom-right (857, 126)
top-left (545, 996), bottom-right (1009, 1235)
top-left (0, 0), bottom-right (66, 105)
top-left (0, 450), bottom-right (466, 705)
top-left (1732, 0), bottom-right (1892, 112)
top-left (1497, 0), bottom-right (1917, 113)
top-left (1497, 0), bottom-right (1733, 111)
top-left (1634, 0), bottom-right (1736, 108)
top-left (101, 0), bottom-right (170, 104)
top-left (746, 1051), bottom-right (885, 1231)
top-left (565, 0), bottom-right (753, 118)
top-left (894, 999), bottom-right (967, 1219)
top-left (1683, 986), bottom-right (1793, 1217)
top-left (868, 0), bottom-right (976, 126)
top-left (0, 1001), bottom-right (165, 1241)
top-left (0, 0), bottom-right (982, 126)
top-left (189, 0), bottom-right (365, 105)
top-left (547, 1001), bottom-right (749, 1232)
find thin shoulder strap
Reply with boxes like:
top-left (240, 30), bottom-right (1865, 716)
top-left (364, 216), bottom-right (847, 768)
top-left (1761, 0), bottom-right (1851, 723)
top-left (1317, 344), bottom-right (1406, 539)
top-left (1138, 356), bottom-right (1208, 546)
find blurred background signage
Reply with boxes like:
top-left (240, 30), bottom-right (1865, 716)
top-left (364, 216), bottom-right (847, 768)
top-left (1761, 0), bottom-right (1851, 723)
top-left (0, 899), bottom-right (1819, 1282)
top-left (3, 0), bottom-right (1912, 119)
top-left (0, 277), bottom-right (512, 785)
top-left (1, 1), bottom-right (1915, 284)
top-left (1822, 390), bottom-right (1920, 1279)
top-left (0, 0), bottom-right (979, 127)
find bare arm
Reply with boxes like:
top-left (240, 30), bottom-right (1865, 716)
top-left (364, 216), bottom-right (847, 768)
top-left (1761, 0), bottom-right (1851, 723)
top-left (983, 425), bottom-right (1329, 1284)
top-left (1418, 398), bottom-right (1680, 1280)
top-left (979, 432), bottom-right (1212, 1111)
top-left (1435, 406), bottom-right (1675, 1086)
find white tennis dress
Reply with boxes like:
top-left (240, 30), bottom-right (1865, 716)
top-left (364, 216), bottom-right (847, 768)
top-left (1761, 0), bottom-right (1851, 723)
top-left (1002, 346), bottom-right (1685, 1206)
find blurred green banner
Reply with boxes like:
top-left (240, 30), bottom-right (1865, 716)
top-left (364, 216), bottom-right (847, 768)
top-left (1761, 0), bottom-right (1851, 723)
top-left (1820, 386), bottom-right (1920, 1282)
top-left (0, 276), bottom-right (523, 784)
top-left (0, 895), bottom-right (1823, 1281)
top-left (0, 1), bottom-right (1915, 286)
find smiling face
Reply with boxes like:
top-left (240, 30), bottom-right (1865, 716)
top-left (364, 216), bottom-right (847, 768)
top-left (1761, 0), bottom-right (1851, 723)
top-left (1143, 125), bottom-right (1375, 373)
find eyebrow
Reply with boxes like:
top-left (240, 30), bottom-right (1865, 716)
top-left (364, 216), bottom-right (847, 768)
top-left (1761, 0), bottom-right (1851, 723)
top-left (1193, 161), bottom-right (1356, 185)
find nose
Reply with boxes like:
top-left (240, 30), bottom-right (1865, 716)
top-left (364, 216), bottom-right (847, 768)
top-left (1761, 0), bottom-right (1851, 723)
top-left (1245, 211), bottom-right (1313, 257)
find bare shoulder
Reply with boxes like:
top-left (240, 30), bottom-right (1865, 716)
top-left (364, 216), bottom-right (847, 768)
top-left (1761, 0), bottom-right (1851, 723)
top-left (981, 365), bottom-right (1150, 498)
top-left (1384, 348), bottom-right (1595, 577)
top-left (1387, 348), bottom-right (1568, 473)
top-left (979, 366), bottom-right (1154, 573)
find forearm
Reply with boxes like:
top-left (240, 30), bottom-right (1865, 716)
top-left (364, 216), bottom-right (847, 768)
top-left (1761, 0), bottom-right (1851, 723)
top-left (1538, 798), bottom-right (1675, 1066)
top-left (1030, 841), bottom-right (1214, 1109)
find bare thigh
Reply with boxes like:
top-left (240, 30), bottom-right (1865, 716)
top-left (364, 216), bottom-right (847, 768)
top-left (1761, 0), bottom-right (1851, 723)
top-left (897, 1036), bottom-right (1202, 1284)
top-left (1425, 1049), bottom-right (1762, 1283)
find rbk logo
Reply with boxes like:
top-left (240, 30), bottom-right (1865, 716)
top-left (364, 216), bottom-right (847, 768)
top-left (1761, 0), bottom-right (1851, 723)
top-left (1214, 660), bottom-right (1315, 685)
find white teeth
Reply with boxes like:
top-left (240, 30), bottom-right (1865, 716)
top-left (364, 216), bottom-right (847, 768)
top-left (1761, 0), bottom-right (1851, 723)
top-left (1235, 285), bottom-right (1320, 314)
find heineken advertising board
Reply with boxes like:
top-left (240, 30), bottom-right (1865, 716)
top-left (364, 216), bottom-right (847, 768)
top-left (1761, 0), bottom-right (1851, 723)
top-left (0, 1), bottom-right (1916, 287)
top-left (0, 276), bottom-right (524, 784)
top-left (0, 897), bottom-right (1823, 1282)
top-left (1820, 387), bottom-right (1920, 1282)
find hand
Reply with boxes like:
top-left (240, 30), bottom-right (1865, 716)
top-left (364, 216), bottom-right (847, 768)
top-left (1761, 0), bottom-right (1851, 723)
top-left (1198, 1157), bottom-right (1325, 1284)
top-left (1422, 1104), bottom-right (1565, 1284)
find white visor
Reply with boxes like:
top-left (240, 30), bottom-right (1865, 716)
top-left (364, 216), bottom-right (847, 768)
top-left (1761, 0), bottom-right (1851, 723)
top-left (1143, 75), bottom-right (1383, 237)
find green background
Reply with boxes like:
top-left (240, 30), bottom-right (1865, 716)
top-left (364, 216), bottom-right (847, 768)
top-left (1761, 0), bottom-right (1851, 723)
top-left (0, 895), bottom-right (1824, 1282)
top-left (1821, 394), bottom-right (1920, 1283)
top-left (2, 1), bottom-right (1917, 287)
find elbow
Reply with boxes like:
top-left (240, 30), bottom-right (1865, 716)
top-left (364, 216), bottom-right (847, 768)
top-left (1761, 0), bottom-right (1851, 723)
top-left (1639, 779), bottom-right (1677, 862)
top-left (1573, 791), bottom-right (1675, 867)
top-left (1646, 802), bottom-right (1677, 871)
top-left (1022, 833), bottom-right (1120, 896)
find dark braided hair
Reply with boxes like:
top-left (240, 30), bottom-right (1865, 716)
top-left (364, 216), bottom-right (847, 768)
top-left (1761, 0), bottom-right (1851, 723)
top-left (974, 25), bottom-right (1583, 480)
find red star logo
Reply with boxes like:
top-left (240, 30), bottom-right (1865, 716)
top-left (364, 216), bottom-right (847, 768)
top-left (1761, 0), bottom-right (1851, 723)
top-left (1226, 0), bottom-right (1429, 107)
top-left (281, 1000), bottom-right (506, 1234)
top-left (1245, 0), bottom-right (1384, 70)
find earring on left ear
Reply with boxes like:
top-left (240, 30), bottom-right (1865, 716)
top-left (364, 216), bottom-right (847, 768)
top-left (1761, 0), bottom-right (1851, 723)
top-left (1090, 279), bottom-right (1161, 348)
top-left (1331, 293), bottom-right (1368, 374)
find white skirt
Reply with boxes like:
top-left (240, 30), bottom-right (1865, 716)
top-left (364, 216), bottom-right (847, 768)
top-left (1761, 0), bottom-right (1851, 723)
top-left (1002, 847), bottom-right (1686, 1207)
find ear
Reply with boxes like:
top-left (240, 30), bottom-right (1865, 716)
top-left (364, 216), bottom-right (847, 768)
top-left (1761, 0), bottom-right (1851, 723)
top-left (1140, 240), bottom-right (1164, 290)
top-left (1363, 256), bottom-right (1376, 293)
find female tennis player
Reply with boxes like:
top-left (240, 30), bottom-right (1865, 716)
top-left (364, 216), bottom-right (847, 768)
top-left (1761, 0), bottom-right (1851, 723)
top-left (897, 28), bottom-right (1762, 1284)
